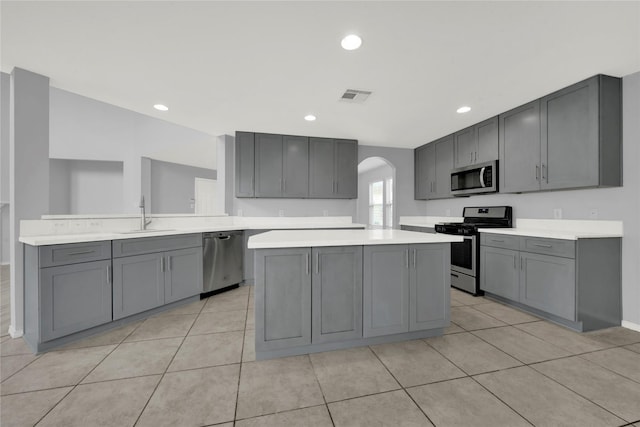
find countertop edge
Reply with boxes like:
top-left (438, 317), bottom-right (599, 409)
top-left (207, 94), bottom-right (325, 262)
top-left (478, 228), bottom-right (623, 240)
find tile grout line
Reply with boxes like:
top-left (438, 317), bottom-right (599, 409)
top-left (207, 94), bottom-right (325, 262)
top-left (232, 286), bottom-right (251, 423)
top-left (133, 294), bottom-right (209, 427)
top-left (307, 354), bottom-right (337, 427)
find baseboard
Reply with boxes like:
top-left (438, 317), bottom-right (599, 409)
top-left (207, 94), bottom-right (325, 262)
top-left (621, 320), bottom-right (640, 332)
top-left (8, 324), bottom-right (23, 338)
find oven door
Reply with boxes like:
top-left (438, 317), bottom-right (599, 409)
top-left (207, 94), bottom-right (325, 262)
top-left (450, 235), bottom-right (476, 277)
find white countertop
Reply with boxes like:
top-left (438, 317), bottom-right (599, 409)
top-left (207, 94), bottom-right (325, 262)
top-left (478, 218), bottom-right (623, 240)
top-left (478, 228), bottom-right (622, 240)
top-left (399, 216), bottom-right (463, 229)
top-left (20, 220), bottom-right (366, 246)
top-left (247, 229), bottom-right (463, 249)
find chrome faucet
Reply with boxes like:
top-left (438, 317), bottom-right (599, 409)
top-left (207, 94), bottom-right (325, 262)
top-left (139, 196), bottom-right (152, 230)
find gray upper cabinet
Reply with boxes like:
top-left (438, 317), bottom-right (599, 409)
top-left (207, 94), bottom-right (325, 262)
top-left (499, 100), bottom-right (541, 193)
top-left (363, 245), bottom-right (410, 337)
top-left (309, 137), bottom-right (358, 199)
top-left (414, 143), bottom-right (434, 200)
top-left (255, 248), bottom-right (312, 351)
top-left (283, 135), bottom-right (310, 197)
top-left (254, 133), bottom-right (285, 197)
top-left (540, 75), bottom-right (621, 190)
top-left (500, 75), bottom-right (621, 194)
top-left (235, 131), bottom-right (255, 198)
top-left (433, 135), bottom-right (454, 199)
top-left (454, 116), bottom-right (498, 168)
top-left (409, 244), bottom-right (449, 331)
top-left (40, 259), bottom-right (112, 342)
top-left (414, 135), bottom-right (453, 200)
top-left (312, 246), bottom-right (363, 344)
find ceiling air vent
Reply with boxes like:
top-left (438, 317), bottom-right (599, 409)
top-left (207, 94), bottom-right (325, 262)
top-left (340, 89), bottom-right (372, 104)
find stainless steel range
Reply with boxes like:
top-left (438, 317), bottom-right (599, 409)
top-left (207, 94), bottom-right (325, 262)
top-left (435, 206), bottom-right (513, 295)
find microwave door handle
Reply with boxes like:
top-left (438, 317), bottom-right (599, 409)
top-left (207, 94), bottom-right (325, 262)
top-left (479, 167), bottom-right (486, 188)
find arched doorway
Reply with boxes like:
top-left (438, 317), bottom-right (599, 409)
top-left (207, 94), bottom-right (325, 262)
top-left (357, 157), bottom-right (396, 228)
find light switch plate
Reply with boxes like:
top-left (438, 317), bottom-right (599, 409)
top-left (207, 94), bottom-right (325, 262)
top-left (322, 210), bottom-right (328, 216)
top-left (553, 208), bottom-right (563, 219)
top-left (589, 209), bottom-right (599, 219)
top-left (278, 209), bottom-right (284, 217)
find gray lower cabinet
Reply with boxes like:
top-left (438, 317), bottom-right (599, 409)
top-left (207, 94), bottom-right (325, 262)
top-left (40, 260), bottom-right (112, 342)
top-left (113, 235), bottom-right (203, 320)
top-left (364, 244), bottom-right (449, 337)
top-left (363, 245), bottom-right (410, 337)
top-left (312, 246), bottom-right (362, 344)
top-left (480, 233), bottom-right (621, 331)
top-left (255, 248), bottom-right (312, 351)
top-left (24, 242), bottom-right (113, 348)
top-left (480, 246), bottom-right (520, 301)
top-left (410, 244), bottom-right (450, 331)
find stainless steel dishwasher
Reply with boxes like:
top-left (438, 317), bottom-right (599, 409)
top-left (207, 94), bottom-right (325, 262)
top-left (203, 231), bottom-right (244, 295)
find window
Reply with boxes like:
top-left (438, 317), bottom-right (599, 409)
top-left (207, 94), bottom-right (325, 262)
top-left (368, 178), bottom-right (393, 228)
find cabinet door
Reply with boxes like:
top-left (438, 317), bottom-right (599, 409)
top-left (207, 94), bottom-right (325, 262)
top-left (433, 135), bottom-right (454, 199)
top-left (454, 126), bottom-right (476, 168)
top-left (113, 253), bottom-right (164, 320)
top-left (541, 78), bottom-right (599, 190)
top-left (282, 135), bottom-right (309, 198)
top-left (363, 245), bottom-right (409, 337)
top-left (40, 260), bottom-right (112, 342)
top-left (520, 252), bottom-right (575, 321)
top-left (312, 246), bottom-right (363, 344)
top-left (235, 132), bottom-right (255, 197)
top-left (480, 246), bottom-right (519, 301)
top-left (309, 137), bottom-right (335, 198)
top-left (476, 116), bottom-right (499, 164)
top-left (255, 248), bottom-right (311, 351)
top-left (499, 100), bottom-right (541, 193)
top-left (334, 139), bottom-right (358, 198)
top-left (409, 244), bottom-right (449, 331)
top-left (414, 144), bottom-right (431, 200)
top-left (254, 133), bottom-right (284, 197)
top-left (164, 247), bottom-right (203, 304)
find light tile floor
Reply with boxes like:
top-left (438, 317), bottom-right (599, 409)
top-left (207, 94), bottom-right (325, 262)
top-left (1, 282), bottom-right (639, 426)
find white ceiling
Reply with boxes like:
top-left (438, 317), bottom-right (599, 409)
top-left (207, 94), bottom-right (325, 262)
top-left (1, 1), bottom-right (639, 149)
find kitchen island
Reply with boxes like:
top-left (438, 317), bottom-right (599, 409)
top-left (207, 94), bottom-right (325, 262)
top-left (248, 229), bottom-right (463, 360)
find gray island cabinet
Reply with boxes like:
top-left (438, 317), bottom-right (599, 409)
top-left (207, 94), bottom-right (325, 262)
top-left (250, 229), bottom-right (457, 360)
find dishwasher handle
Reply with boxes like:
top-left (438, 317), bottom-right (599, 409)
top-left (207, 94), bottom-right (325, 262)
top-left (218, 235), bottom-right (231, 240)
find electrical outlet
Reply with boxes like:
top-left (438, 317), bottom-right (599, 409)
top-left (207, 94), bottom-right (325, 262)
top-left (322, 210), bottom-right (329, 216)
top-left (589, 209), bottom-right (599, 219)
top-left (278, 209), bottom-right (284, 217)
top-left (445, 209), bottom-right (451, 217)
top-left (237, 209), bottom-right (243, 217)
top-left (553, 208), bottom-right (563, 219)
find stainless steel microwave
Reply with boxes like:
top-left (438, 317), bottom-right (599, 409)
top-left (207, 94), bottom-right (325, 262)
top-left (450, 160), bottom-right (498, 196)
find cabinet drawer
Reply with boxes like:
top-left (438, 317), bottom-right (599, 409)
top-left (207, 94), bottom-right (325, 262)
top-left (521, 237), bottom-right (575, 258)
top-left (480, 233), bottom-right (520, 250)
top-left (113, 233), bottom-right (202, 258)
top-left (40, 241), bottom-right (111, 268)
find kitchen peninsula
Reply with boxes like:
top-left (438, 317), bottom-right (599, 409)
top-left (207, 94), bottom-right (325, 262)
top-left (248, 229), bottom-right (463, 360)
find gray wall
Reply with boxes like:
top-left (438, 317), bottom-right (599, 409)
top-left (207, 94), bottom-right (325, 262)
top-left (426, 71), bottom-right (640, 327)
top-left (49, 87), bottom-right (217, 213)
top-left (149, 158), bottom-right (217, 214)
top-left (357, 163), bottom-right (394, 226)
top-left (49, 159), bottom-right (124, 214)
top-left (0, 72), bottom-right (10, 264)
top-left (10, 68), bottom-right (51, 336)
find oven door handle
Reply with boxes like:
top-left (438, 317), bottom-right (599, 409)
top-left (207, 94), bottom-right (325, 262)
top-left (479, 167), bottom-right (486, 188)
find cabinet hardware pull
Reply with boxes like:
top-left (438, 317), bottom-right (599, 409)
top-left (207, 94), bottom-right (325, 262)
top-left (413, 249), bottom-right (417, 269)
top-left (542, 164), bottom-right (547, 181)
top-left (533, 243), bottom-right (553, 248)
top-left (470, 152), bottom-right (473, 163)
top-left (283, 179), bottom-right (286, 192)
top-left (513, 255), bottom-right (516, 269)
top-left (306, 253), bottom-right (310, 275)
top-left (167, 256), bottom-right (172, 271)
top-left (536, 165), bottom-right (540, 181)
top-left (451, 273), bottom-right (459, 278)
top-left (67, 250), bottom-right (94, 256)
top-left (491, 239), bottom-right (504, 242)
top-left (405, 249), bottom-right (409, 269)
top-left (160, 257), bottom-right (165, 272)
top-left (520, 257), bottom-right (523, 270)
top-left (474, 151), bottom-right (477, 162)
top-left (107, 265), bottom-right (111, 284)
top-left (316, 252), bottom-right (320, 274)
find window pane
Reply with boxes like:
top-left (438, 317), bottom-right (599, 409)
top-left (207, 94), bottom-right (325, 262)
top-left (385, 204), bottom-right (393, 227)
top-left (370, 205), bottom-right (383, 226)
top-left (386, 179), bottom-right (393, 203)
top-left (370, 181), bottom-right (383, 205)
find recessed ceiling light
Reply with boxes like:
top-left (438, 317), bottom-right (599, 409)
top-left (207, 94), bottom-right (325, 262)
top-left (304, 114), bottom-right (317, 121)
top-left (456, 106), bottom-right (471, 114)
top-left (341, 34), bottom-right (362, 50)
top-left (154, 104), bottom-right (169, 111)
